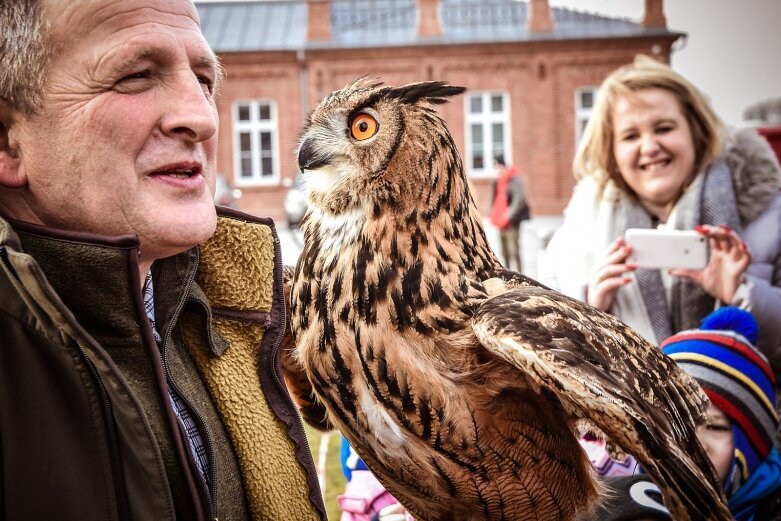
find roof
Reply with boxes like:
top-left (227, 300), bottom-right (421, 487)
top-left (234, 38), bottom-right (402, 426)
top-left (196, 0), bottom-right (680, 53)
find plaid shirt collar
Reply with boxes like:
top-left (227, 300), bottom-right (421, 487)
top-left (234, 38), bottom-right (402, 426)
top-left (142, 271), bottom-right (163, 343)
top-left (141, 270), bottom-right (210, 485)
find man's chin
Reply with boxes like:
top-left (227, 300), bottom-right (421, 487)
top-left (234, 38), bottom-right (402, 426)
top-left (144, 222), bottom-right (217, 260)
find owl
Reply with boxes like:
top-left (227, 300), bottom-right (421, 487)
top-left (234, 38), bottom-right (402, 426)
top-left (288, 80), bottom-right (731, 521)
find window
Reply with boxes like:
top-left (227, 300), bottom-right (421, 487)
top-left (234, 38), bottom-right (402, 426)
top-left (465, 91), bottom-right (510, 177)
top-left (233, 100), bottom-right (279, 185)
top-left (575, 87), bottom-right (598, 144)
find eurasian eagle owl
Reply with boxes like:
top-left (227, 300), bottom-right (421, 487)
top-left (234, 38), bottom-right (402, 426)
top-left (288, 80), bottom-right (730, 521)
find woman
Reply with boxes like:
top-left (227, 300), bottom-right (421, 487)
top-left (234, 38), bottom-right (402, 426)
top-left (541, 55), bottom-right (781, 374)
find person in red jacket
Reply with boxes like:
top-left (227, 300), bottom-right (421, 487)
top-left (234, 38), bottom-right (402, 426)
top-left (490, 155), bottom-right (530, 272)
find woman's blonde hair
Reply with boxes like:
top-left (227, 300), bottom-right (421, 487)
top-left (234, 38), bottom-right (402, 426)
top-left (574, 55), bottom-right (724, 197)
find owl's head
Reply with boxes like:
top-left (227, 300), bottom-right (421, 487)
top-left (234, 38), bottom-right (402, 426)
top-left (297, 80), bottom-right (466, 217)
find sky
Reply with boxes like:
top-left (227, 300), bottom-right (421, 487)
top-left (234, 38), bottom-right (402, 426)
top-left (197, 0), bottom-right (781, 127)
top-left (549, 0), bottom-right (781, 127)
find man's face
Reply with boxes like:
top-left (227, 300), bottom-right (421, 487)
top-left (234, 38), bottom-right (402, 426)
top-left (12, 0), bottom-right (219, 266)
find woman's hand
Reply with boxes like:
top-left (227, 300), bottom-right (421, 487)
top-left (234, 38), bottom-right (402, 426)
top-left (587, 238), bottom-right (636, 311)
top-left (670, 224), bottom-right (751, 304)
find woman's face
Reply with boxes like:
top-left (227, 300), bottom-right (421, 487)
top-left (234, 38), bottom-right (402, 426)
top-left (612, 88), bottom-right (696, 216)
top-left (696, 404), bottom-right (735, 483)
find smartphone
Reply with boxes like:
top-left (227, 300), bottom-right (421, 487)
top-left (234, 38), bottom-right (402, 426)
top-left (625, 228), bottom-right (707, 270)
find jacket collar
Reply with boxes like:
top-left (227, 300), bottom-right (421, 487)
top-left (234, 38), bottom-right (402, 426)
top-left (6, 218), bottom-right (149, 349)
top-left (153, 249), bottom-right (229, 356)
top-left (0, 216), bottom-right (225, 355)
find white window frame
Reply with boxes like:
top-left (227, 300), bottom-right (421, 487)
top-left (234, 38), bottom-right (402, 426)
top-left (232, 99), bottom-right (280, 187)
top-left (575, 86), bottom-right (598, 145)
top-left (464, 91), bottom-right (511, 178)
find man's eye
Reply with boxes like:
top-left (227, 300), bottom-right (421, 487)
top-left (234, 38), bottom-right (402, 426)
top-left (112, 71), bottom-right (153, 93)
top-left (119, 71), bottom-right (150, 82)
top-left (197, 75), bottom-right (214, 95)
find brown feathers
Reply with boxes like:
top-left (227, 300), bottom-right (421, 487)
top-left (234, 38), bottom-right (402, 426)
top-left (290, 81), bottom-right (731, 520)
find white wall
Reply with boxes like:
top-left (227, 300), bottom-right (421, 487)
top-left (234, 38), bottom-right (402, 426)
top-left (549, 0), bottom-right (781, 127)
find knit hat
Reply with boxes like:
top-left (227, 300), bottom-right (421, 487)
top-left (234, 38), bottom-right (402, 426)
top-left (660, 306), bottom-right (778, 490)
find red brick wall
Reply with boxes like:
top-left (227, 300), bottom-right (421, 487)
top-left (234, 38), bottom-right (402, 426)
top-left (216, 52), bottom-right (303, 222)
top-left (215, 37), bottom-right (675, 223)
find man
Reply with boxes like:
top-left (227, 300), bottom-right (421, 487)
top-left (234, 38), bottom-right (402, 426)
top-left (0, 1), bottom-right (325, 519)
top-left (489, 155), bottom-right (529, 273)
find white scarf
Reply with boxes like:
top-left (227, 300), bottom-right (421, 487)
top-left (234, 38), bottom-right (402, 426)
top-left (615, 158), bottom-right (741, 342)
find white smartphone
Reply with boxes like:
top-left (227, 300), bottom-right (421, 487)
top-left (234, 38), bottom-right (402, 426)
top-left (625, 228), bottom-right (708, 270)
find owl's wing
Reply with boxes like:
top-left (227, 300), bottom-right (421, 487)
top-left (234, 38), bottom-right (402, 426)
top-left (471, 284), bottom-right (731, 521)
top-left (282, 265), bottom-right (332, 430)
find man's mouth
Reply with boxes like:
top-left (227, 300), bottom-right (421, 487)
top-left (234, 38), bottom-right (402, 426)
top-left (149, 162), bottom-right (203, 179)
top-left (164, 168), bottom-right (197, 179)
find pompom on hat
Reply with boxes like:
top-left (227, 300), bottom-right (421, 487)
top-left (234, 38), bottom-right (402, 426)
top-left (661, 306), bottom-right (778, 489)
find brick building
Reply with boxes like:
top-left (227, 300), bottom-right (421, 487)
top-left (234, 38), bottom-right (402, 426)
top-left (197, 0), bottom-right (682, 222)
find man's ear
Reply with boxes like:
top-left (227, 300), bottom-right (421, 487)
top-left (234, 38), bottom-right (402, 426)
top-left (0, 99), bottom-right (26, 189)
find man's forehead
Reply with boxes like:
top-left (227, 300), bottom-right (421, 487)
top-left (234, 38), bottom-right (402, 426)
top-left (43, 0), bottom-right (201, 39)
top-left (40, 0), bottom-right (218, 74)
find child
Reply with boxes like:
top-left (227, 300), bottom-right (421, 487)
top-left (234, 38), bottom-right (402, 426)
top-left (338, 436), bottom-right (412, 521)
top-left (586, 307), bottom-right (781, 520)
top-left (661, 306), bottom-right (781, 520)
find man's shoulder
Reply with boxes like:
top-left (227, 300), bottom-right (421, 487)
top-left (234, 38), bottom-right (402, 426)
top-left (0, 214), bottom-right (22, 249)
top-left (508, 173), bottom-right (526, 191)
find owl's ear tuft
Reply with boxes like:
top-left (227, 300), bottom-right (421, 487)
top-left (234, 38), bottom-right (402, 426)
top-left (349, 76), bottom-right (384, 91)
top-left (387, 81), bottom-right (466, 105)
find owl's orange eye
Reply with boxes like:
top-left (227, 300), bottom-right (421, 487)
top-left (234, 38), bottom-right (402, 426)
top-left (350, 113), bottom-right (379, 141)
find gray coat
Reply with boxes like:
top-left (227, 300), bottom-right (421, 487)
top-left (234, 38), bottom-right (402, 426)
top-left (727, 129), bottom-right (781, 371)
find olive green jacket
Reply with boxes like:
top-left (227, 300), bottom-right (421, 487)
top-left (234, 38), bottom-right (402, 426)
top-left (0, 208), bottom-right (325, 521)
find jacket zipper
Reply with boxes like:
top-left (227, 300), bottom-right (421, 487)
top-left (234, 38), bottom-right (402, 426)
top-left (159, 255), bottom-right (217, 521)
top-left (78, 343), bottom-right (132, 521)
top-left (0, 248), bottom-right (131, 521)
top-left (270, 235), bottom-right (325, 516)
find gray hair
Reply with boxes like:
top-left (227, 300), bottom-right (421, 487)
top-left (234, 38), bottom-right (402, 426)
top-left (0, 0), bottom-right (51, 115)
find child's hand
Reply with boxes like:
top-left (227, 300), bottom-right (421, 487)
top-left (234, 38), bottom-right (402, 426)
top-left (377, 503), bottom-right (413, 521)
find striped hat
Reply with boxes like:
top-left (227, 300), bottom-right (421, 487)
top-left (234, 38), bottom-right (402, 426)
top-left (661, 306), bottom-right (778, 489)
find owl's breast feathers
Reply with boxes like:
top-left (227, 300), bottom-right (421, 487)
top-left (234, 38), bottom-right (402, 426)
top-left (294, 216), bottom-right (599, 521)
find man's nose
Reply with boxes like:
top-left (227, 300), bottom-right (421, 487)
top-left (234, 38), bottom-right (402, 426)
top-left (161, 73), bottom-right (218, 143)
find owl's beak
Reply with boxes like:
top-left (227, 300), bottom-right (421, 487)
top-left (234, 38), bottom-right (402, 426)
top-left (297, 137), bottom-right (331, 171)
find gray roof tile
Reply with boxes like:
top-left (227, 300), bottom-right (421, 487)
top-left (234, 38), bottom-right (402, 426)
top-left (196, 0), bottom-right (678, 53)
top-left (198, 1), bottom-right (307, 51)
